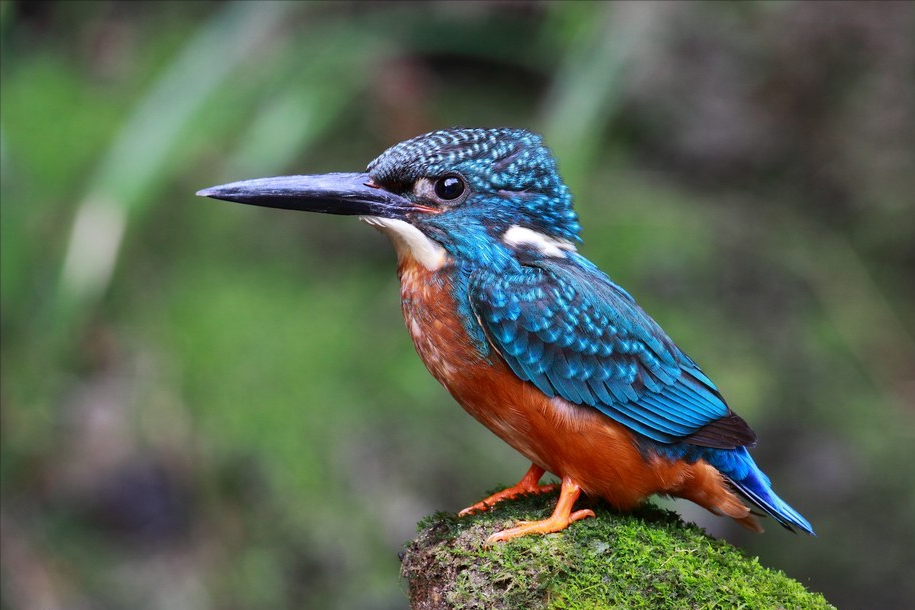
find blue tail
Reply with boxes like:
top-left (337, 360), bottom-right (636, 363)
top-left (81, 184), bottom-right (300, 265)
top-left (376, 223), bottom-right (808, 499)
top-left (714, 447), bottom-right (815, 535)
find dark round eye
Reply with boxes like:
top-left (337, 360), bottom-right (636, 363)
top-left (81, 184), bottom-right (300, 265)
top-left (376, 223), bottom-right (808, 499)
top-left (434, 175), bottom-right (465, 201)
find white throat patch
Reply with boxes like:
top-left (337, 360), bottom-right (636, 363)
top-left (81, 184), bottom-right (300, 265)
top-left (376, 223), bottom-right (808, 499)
top-left (360, 216), bottom-right (448, 270)
top-left (502, 225), bottom-right (576, 258)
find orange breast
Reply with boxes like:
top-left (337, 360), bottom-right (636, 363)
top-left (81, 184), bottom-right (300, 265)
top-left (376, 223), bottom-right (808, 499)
top-left (398, 255), bottom-right (753, 523)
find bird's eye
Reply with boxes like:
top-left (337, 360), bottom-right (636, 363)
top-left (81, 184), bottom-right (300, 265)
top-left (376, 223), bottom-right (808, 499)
top-left (434, 175), bottom-right (465, 201)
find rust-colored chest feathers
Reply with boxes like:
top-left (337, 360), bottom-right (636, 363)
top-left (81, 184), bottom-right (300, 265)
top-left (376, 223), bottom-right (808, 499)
top-left (399, 259), bottom-right (483, 388)
top-left (398, 256), bottom-right (534, 441)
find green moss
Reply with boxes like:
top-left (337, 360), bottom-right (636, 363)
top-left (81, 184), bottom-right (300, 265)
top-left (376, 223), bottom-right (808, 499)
top-left (402, 492), bottom-right (834, 610)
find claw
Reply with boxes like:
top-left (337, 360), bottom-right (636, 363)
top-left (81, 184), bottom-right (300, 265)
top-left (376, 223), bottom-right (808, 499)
top-left (484, 476), bottom-right (593, 545)
top-left (459, 464), bottom-right (558, 516)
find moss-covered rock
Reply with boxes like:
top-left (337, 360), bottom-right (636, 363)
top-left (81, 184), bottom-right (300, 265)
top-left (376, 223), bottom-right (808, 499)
top-left (401, 491), bottom-right (834, 610)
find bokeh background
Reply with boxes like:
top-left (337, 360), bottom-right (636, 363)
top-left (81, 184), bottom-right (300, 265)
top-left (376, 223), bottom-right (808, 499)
top-left (2, 2), bottom-right (913, 609)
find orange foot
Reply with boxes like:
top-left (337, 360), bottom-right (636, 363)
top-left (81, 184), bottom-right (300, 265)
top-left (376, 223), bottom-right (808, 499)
top-left (459, 464), bottom-right (559, 516)
top-left (485, 476), bottom-right (595, 546)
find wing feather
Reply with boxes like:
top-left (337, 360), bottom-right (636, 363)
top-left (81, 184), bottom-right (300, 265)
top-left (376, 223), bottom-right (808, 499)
top-left (469, 256), bottom-right (756, 449)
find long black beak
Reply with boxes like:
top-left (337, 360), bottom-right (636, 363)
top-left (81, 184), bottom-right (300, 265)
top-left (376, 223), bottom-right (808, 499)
top-left (196, 172), bottom-right (415, 219)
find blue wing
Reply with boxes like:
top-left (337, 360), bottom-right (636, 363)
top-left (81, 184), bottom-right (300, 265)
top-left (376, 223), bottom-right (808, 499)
top-left (468, 255), bottom-right (756, 449)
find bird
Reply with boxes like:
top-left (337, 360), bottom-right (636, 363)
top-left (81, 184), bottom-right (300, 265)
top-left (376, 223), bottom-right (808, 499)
top-left (197, 127), bottom-right (814, 544)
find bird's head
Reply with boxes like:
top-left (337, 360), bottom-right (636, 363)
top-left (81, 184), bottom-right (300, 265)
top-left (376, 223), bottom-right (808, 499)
top-left (198, 127), bottom-right (580, 269)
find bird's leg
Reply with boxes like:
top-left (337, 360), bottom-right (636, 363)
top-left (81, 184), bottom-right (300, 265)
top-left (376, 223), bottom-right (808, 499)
top-left (458, 464), bottom-right (559, 516)
top-left (484, 476), bottom-right (595, 545)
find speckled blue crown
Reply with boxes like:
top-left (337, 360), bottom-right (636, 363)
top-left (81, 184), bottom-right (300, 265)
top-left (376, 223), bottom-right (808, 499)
top-left (367, 127), bottom-right (580, 242)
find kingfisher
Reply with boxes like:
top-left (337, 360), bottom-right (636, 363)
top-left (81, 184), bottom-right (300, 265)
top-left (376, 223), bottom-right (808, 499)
top-left (198, 127), bottom-right (814, 543)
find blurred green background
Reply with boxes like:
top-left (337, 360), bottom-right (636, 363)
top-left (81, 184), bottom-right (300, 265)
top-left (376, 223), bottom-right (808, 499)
top-left (2, 1), bottom-right (913, 609)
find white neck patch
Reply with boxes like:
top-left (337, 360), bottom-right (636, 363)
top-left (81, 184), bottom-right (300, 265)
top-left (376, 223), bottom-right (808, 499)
top-left (361, 216), bottom-right (449, 270)
top-left (502, 225), bottom-right (576, 258)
